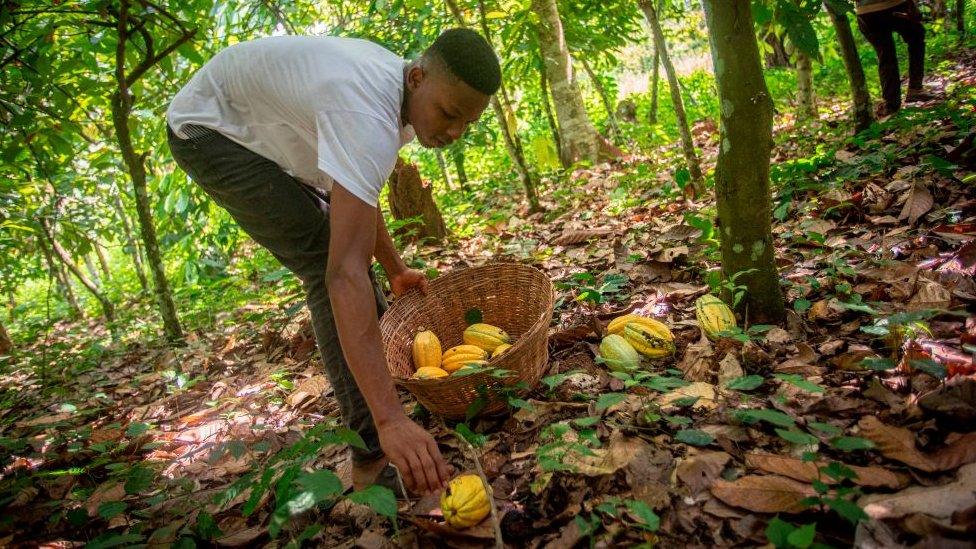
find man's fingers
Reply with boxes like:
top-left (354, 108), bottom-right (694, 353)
top-left (413, 448), bottom-right (440, 494)
top-left (391, 455), bottom-right (418, 492)
top-left (427, 439), bottom-right (450, 488)
top-left (404, 452), bottom-right (430, 494)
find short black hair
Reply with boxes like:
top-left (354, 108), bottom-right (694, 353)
top-left (424, 28), bottom-right (501, 96)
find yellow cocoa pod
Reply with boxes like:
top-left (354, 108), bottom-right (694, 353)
top-left (441, 345), bottom-right (488, 372)
top-left (441, 474), bottom-right (491, 529)
top-left (491, 343), bottom-right (512, 358)
top-left (412, 366), bottom-right (449, 380)
top-left (463, 323), bottom-right (511, 353)
top-left (599, 334), bottom-right (640, 372)
top-left (607, 314), bottom-right (670, 336)
top-left (622, 322), bottom-right (675, 358)
top-left (451, 362), bottom-right (487, 376)
top-left (695, 294), bottom-right (736, 340)
top-left (412, 328), bottom-right (442, 371)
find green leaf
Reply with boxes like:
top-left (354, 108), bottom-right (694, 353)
top-left (595, 392), bottom-right (627, 412)
top-left (195, 512), bottom-right (223, 540)
top-left (793, 298), bottom-right (812, 313)
top-left (97, 501), bottom-right (127, 520)
top-left (725, 375), bottom-right (764, 391)
top-left (296, 469), bottom-right (343, 502)
top-left (84, 532), bottom-right (144, 549)
top-left (125, 422), bottom-right (151, 437)
top-left (860, 357), bottom-right (896, 371)
top-left (775, 428), bottom-right (819, 446)
top-left (124, 465), bottom-right (155, 494)
top-left (464, 308), bottom-right (483, 325)
top-left (765, 516), bottom-right (794, 547)
top-left (734, 408), bottom-right (796, 428)
top-left (675, 429), bottom-right (715, 447)
top-left (786, 522), bottom-right (817, 548)
top-left (909, 359), bottom-right (947, 380)
top-left (348, 485), bottom-right (397, 520)
top-left (774, 374), bottom-right (825, 394)
top-left (830, 436), bottom-right (875, 452)
top-left (825, 497), bottom-right (868, 524)
top-left (624, 499), bottom-right (660, 531)
top-left (456, 423), bottom-right (488, 448)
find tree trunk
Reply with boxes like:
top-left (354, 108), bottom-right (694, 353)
top-left (111, 188), bottom-right (149, 292)
top-left (450, 142), bottom-right (469, 189)
top-left (0, 318), bottom-right (11, 355)
top-left (531, 0), bottom-right (607, 165)
top-left (110, 0), bottom-right (186, 341)
top-left (649, 45), bottom-right (661, 125)
top-left (640, 0), bottom-right (705, 197)
top-left (795, 50), bottom-right (817, 119)
top-left (825, 1), bottom-right (873, 133)
top-left (42, 221), bottom-right (116, 323)
top-left (387, 157), bottom-right (449, 241)
top-left (702, 0), bottom-right (786, 324)
top-left (434, 148), bottom-right (454, 190)
top-left (445, 0), bottom-right (543, 212)
top-left (763, 30), bottom-right (793, 68)
top-left (932, 0), bottom-right (948, 19)
top-left (957, 0), bottom-right (966, 38)
top-left (579, 57), bottom-right (622, 142)
top-left (94, 240), bottom-right (112, 283)
top-left (84, 254), bottom-right (102, 289)
top-left (39, 234), bottom-right (83, 318)
top-left (537, 49), bottom-right (564, 165)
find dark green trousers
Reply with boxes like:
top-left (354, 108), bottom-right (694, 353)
top-left (168, 124), bottom-right (387, 464)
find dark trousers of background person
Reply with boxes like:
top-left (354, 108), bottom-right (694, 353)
top-left (167, 124), bottom-right (388, 467)
top-left (857, 0), bottom-right (926, 111)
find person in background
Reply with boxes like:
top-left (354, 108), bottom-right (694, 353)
top-left (856, 0), bottom-right (936, 116)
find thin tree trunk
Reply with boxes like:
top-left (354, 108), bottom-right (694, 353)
top-left (0, 318), bottom-right (11, 355)
top-left (450, 142), bottom-right (469, 189)
top-left (111, 189), bottom-right (149, 292)
top-left (649, 45), bottom-right (661, 125)
top-left (795, 51), bottom-right (816, 119)
top-left (445, 0), bottom-right (543, 212)
top-left (94, 240), bottom-right (112, 283)
top-left (537, 49), bottom-right (564, 165)
top-left (763, 30), bottom-right (793, 68)
top-left (434, 148), bottom-right (454, 190)
top-left (640, 0), bottom-right (704, 197)
top-left (579, 57), bottom-right (622, 142)
top-left (110, 0), bottom-right (189, 341)
top-left (42, 221), bottom-right (115, 323)
top-left (530, 0), bottom-right (608, 165)
top-left (957, 0), bottom-right (966, 38)
top-left (702, 0), bottom-right (786, 324)
top-left (825, 1), bottom-right (873, 133)
top-left (84, 254), bottom-right (102, 289)
top-left (39, 234), bottom-right (82, 318)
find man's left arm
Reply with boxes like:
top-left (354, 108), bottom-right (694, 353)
top-left (373, 207), bottom-right (429, 297)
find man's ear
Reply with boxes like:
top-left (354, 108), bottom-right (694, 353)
top-left (407, 64), bottom-right (425, 91)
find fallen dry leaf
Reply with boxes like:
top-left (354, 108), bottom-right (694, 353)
top-left (859, 463), bottom-right (976, 520)
top-left (745, 453), bottom-right (909, 489)
top-left (675, 451), bottom-right (731, 495)
top-left (655, 382), bottom-right (718, 412)
top-left (898, 181), bottom-right (934, 225)
top-left (858, 416), bottom-right (976, 472)
top-left (710, 475), bottom-right (816, 514)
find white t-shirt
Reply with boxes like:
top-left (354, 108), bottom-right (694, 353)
top-left (167, 35), bottom-right (415, 207)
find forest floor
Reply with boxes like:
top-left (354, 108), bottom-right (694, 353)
top-left (1, 48), bottom-right (975, 548)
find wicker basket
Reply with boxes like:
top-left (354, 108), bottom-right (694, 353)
top-left (380, 262), bottom-right (554, 420)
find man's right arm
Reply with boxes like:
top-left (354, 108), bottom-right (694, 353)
top-left (325, 183), bottom-right (450, 495)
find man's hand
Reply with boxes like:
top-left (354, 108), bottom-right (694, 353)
top-left (377, 415), bottom-right (452, 494)
top-left (390, 268), bottom-right (429, 297)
